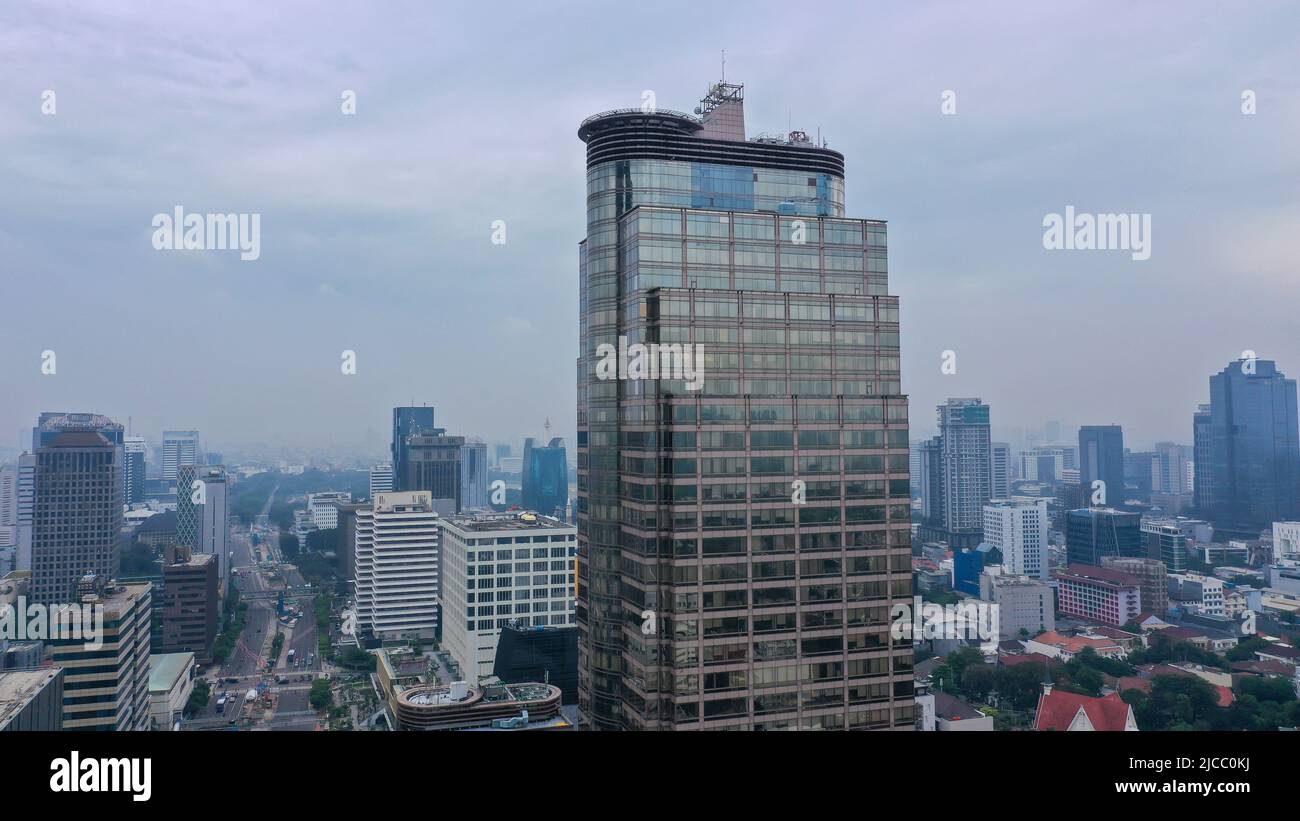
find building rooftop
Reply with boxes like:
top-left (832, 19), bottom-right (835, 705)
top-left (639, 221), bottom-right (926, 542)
top-left (0, 668), bottom-right (60, 727)
top-left (148, 653), bottom-right (194, 694)
top-left (442, 511), bottom-right (572, 533)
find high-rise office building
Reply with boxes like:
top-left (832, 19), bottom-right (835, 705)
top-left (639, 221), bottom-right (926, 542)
top-left (1199, 358), bottom-right (1300, 534)
top-left (123, 436), bottom-right (147, 505)
top-left (983, 498), bottom-right (1048, 580)
top-left (1153, 442), bottom-right (1192, 495)
top-left (47, 578), bottom-right (152, 730)
top-left (400, 434), bottom-right (465, 510)
top-left (437, 511), bottom-right (576, 682)
top-left (1192, 403), bottom-right (1213, 511)
top-left (1140, 517), bottom-right (1188, 573)
top-left (197, 466), bottom-right (229, 587)
top-left (460, 440), bottom-right (489, 510)
top-left (0, 465), bottom-right (16, 548)
top-left (161, 431), bottom-right (200, 484)
top-left (391, 407), bottom-right (436, 490)
top-left (521, 437), bottom-right (568, 520)
top-left (31, 431), bottom-right (122, 606)
top-left (175, 464), bottom-right (201, 550)
top-left (159, 545), bottom-right (218, 663)
top-left (1079, 425), bottom-right (1125, 508)
top-left (1018, 446), bottom-right (1067, 482)
top-left (354, 491), bottom-right (440, 641)
top-left (369, 463), bottom-right (394, 498)
top-left (991, 442), bottom-right (1011, 499)
top-left (1065, 507), bottom-right (1142, 566)
top-left (575, 83), bottom-right (913, 730)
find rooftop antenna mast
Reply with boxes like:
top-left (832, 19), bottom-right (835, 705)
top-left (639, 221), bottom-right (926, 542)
top-left (721, 49), bottom-right (725, 82)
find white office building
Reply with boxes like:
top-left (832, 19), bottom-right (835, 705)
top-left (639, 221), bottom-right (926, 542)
top-left (197, 466), bottom-right (229, 589)
top-left (355, 491), bottom-right (440, 640)
top-left (307, 491), bottom-right (352, 529)
top-left (1273, 522), bottom-right (1300, 561)
top-left (161, 431), bottom-right (200, 484)
top-left (983, 498), bottom-right (1048, 580)
top-left (437, 511), bottom-right (576, 682)
top-left (369, 463), bottom-right (393, 498)
top-left (991, 442), bottom-right (1011, 499)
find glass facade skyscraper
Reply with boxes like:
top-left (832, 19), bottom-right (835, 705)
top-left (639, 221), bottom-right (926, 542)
top-left (522, 437), bottom-right (568, 520)
top-left (1202, 358), bottom-right (1300, 534)
top-left (575, 83), bottom-right (913, 730)
top-left (391, 406), bottom-right (436, 491)
top-left (1079, 424), bottom-right (1125, 508)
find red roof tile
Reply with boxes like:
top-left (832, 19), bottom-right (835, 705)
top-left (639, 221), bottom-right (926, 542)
top-left (1035, 689), bottom-right (1134, 731)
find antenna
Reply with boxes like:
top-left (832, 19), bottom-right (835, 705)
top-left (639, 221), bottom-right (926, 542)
top-left (721, 48), bottom-right (726, 82)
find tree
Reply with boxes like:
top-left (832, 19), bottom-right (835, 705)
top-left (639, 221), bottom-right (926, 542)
top-left (184, 680), bottom-right (212, 718)
top-left (1132, 674), bottom-right (1221, 730)
top-left (279, 530), bottom-right (299, 560)
top-left (309, 679), bottom-right (333, 712)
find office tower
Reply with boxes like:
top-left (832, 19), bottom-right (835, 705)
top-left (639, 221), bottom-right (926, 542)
top-left (494, 443), bottom-right (511, 467)
top-left (1064, 507), bottom-right (1142, 566)
top-left (161, 430), bottom-right (200, 484)
top-left (983, 498), bottom-right (1049, 580)
top-left (31, 432), bottom-right (122, 606)
top-left (576, 83), bottom-right (913, 730)
top-left (47, 577), bottom-right (152, 730)
top-left (123, 436), bottom-right (147, 505)
top-left (159, 545), bottom-right (218, 663)
top-left (400, 433), bottom-right (465, 509)
top-left (307, 491), bottom-right (351, 529)
top-left (908, 441), bottom-right (926, 500)
top-left (330, 501), bottom-right (367, 581)
top-left (1123, 449), bottom-right (1158, 504)
top-left (197, 466), bottom-right (228, 586)
top-left (1153, 442), bottom-right (1192, 495)
top-left (1079, 425), bottom-right (1125, 508)
top-left (492, 624), bottom-right (579, 704)
top-left (1100, 556), bottom-right (1169, 614)
top-left (0, 668), bottom-right (64, 731)
top-left (1140, 517), bottom-right (1188, 573)
top-left (354, 491), bottom-right (440, 640)
top-left (460, 440), bottom-right (489, 510)
top-left (1200, 358), bottom-right (1300, 534)
top-left (33, 412), bottom-right (124, 451)
top-left (438, 511), bottom-right (577, 682)
top-left (923, 398), bottom-right (992, 549)
top-left (12, 453), bottom-right (35, 570)
top-left (522, 437), bottom-right (568, 520)
top-left (391, 407), bottom-right (436, 489)
top-left (0, 465), bottom-right (16, 548)
top-left (175, 464), bottom-right (201, 550)
top-left (1018, 446), bottom-right (1067, 482)
top-left (991, 442), bottom-right (1011, 499)
top-left (370, 463), bottom-right (394, 498)
top-left (917, 437), bottom-right (944, 525)
top-left (1192, 403), bottom-right (1213, 510)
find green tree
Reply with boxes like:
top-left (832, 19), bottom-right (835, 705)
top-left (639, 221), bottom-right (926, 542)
top-left (309, 679), bottom-right (334, 712)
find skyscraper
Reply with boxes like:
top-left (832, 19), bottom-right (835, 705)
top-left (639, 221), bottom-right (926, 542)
top-left (123, 436), bottom-right (147, 505)
top-left (983, 498), bottom-right (1049, 580)
top-left (460, 440), bottom-right (489, 510)
top-left (521, 437), bottom-right (567, 520)
top-left (575, 82), bottom-right (913, 730)
top-left (1065, 507), bottom-right (1141, 566)
top-left (991, 442), bottom-right (1011, 499)
top-left (1079, 425), bottom-right (1125, 508)
top-left (175, 464), bottom-right (201, 550)
top-left (1200, 358), bottom-right (1300, 534)
top-left (391, 406), bottom-right (436, 489)
top-left (400, 433), bottom-right (465, 510)
top-left (1153, 442), bottom-right (1192, 495)
top-left (31, 431), bottom-right (122, 605)
top-left (197, 465), bottom-right (229, 588)
top-left (1192, 403), bottom-right (1213, 510)
top-left (369, 463), bottom-right (394, 498)
top-left (161, 431), bottom-right (200, 484)
top-left (923, 398), bottom-right (992, 549)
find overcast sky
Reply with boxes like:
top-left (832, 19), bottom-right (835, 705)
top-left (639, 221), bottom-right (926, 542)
top-left (2, 0), bottom-right (1298, 458)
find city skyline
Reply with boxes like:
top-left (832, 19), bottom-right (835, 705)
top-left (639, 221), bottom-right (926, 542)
top-left (5, 1), bottom-right (1299, 453)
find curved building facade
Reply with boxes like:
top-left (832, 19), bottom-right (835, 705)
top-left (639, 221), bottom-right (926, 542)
top-left (576, 83), bottom-right (914, 730)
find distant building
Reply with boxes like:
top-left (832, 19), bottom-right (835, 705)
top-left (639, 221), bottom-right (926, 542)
top-left (32, 431), bottom-right (122, 606)
top-left (1272, 522), bottom-right (1300, 561)
top-left (991, 442), bottom-right (1011, 499)
top-left (0, 667), bottom-right (63, 731)
top-left (307, 492), bottom-right (351, 529)
top-left (1167, 573), bottom-right (1225, 617)
top-left (1065, 507), bottom-right (1141, 566)
top-left (984, 498), bottom-right (1048, 580)
top-left (927, 399), bottom-right (992, 549)
top-left (1100, 556), bottom-right (1169, 615)
top-left (401, 434), bottom-right (465, 510)
top-left (124, 436), bottom-right (147, 505)
top-left (460, 441), bottom-right (489, 510)
top-left (1079, 425), bottom-right (1125, 507)
top-left (1141, 517), bottom-right (1188, 573)
top-left (952, 548), bottom-right (985, 597)
top-left (328, 501), bottom-right (367, 582)
top-left (161, 431), bottom-right (200, 484)
top-left (390, 407), bottom-right (436, 490)
top-left (521, 438), bottom-right (568, 520)
top-left (1053, 564), bottom-right (1142, 626)
top-left (369, 463), bottom-right (394, 498)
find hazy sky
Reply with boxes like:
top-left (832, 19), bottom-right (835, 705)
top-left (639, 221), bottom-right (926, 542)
top-left (2, 0), bottom-right (1298, 457)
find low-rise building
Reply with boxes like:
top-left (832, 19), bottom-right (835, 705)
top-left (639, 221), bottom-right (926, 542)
top-left (148, 652), bottom-right (196, 730)
top-left (390, 679), bottom-right (566, 731)
top-left (1034, 686), bottom-right (1137, 731)
top-left (1026, 630), bottom-right (1127, 661)
top-left (979, 572), bottom-right (1054, 639)
top-left (0, 667), bottom-right (63, 731)
top-left (1100, 556), bottom-right (1169, 615)
top-left (1168, 573), bottom-right (1226, 617)
top-left (1053, 564), bottom-right (1142, 626)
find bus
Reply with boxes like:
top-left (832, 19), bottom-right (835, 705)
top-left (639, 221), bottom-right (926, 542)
top-left (216, 694), bottom-right (227, 715)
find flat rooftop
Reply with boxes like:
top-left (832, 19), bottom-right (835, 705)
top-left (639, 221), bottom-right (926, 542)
top-left (149, 652), bottom-right (195, 693)
top-left (443, 512), bottom-right (572, 533)
top-left (0, 668), bottom-right (60, 726)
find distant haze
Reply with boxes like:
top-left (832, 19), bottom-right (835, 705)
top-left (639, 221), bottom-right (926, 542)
top-left (3, 1), bottom-right (1298, 455)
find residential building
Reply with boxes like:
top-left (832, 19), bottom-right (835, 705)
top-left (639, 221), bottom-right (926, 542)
top-left (931, 399), bottom-right (992, 549)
